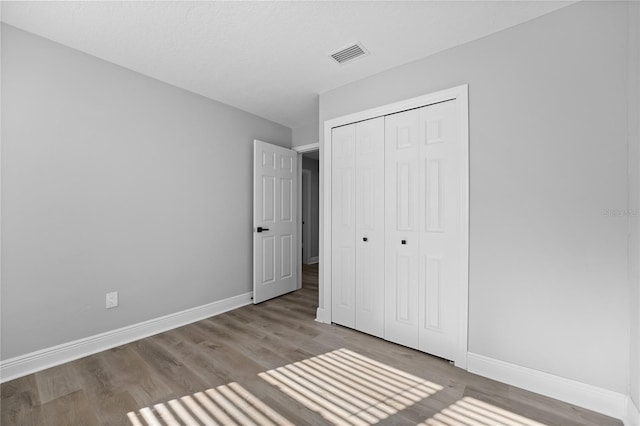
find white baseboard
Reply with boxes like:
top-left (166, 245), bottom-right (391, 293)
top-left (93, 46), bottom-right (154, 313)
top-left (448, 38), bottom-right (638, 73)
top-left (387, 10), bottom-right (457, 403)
top-left (315, 307), bottom-right (330, 324)
top-left (309, 256), bottom-right (319, 264)
top-left (467, 352), bottom-right (627, 421)
top-left (0, 292), bottom-right (253, 383)
top-left (626, 396), bottom-right (640, 426)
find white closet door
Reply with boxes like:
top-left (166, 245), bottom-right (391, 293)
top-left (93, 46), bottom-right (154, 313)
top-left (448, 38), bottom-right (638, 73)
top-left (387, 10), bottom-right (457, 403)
top-left (354, 117), bottom-right (385, 338)
top-left (418, 100), bottom-right (460, 360)
top-left (384, 109), bottom-right (421, 348)
top-left (331, 124), bottom-right (356, 328)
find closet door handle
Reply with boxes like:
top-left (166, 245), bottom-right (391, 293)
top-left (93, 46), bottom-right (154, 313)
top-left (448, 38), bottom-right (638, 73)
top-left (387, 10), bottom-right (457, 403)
top-left (363, 237), bottom-right (368, 242)
top-left (257, 227), bottom-right (270, 233)
top-left (401, 239), bottom-right (407, 245)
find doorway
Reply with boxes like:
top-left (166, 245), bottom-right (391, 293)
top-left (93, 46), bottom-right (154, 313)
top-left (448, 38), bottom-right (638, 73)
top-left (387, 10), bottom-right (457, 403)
top-left (301, 152), bottom-right (319, 266)
top-left (294, 145), bottom-right (320, 298)
top-left (302, 169), bottom-right (311, 264)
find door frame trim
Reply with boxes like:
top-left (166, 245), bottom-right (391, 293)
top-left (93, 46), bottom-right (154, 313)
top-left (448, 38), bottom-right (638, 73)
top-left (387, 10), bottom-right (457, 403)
top-left (319, 84), bottom-right (469, 368)
top-left (294, 143), bottom-right (320, 153)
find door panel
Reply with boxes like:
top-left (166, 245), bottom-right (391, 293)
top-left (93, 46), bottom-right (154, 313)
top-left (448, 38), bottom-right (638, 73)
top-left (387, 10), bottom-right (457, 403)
top-left (261, 236), bottom-right (275, 284)
top-left (262, 176), bottom-right (276, 222)
top-left (425, 159), bottom-right (444, 232)
top-left (280, 177), bottom-right (293, 221)
top-left (385, 109), bottom-right (421, 349)
top-left (396, 162), bottom-right (413, 230)
top-left (354, 117), bottom-right (385, 338)
top-left (280, 234), bottom-right (293, 279)
top-left (418, 100), bottom-right (459, 360)
top-left (253, 140), bottom-right (298, 304)
top-left (395, 253), bottom-right (412, 321)
top-left (331, 124), bottom-right (356, 328)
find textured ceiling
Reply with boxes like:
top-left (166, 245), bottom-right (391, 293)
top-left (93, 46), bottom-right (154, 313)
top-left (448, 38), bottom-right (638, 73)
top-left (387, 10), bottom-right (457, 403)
top-left (1, 1), bottom-right (572, 128)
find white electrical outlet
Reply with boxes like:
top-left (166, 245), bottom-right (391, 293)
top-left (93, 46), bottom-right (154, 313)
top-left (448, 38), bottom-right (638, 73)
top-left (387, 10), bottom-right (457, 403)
top-left (106, 291), bottom-right (118, 309)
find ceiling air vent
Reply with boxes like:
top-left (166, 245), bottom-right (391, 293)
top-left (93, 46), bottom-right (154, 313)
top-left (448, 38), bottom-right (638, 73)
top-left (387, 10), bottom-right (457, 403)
top-left (330, 42), bottom-right (369, 65)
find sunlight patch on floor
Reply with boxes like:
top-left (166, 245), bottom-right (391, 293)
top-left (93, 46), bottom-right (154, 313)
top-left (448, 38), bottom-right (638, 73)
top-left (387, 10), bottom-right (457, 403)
top-left (259, 348), bottom-right (443, 425)
top-left (127, 382), bottom-right (293, 426)
top-left (419, 396), bottom-right (548, 426)
top-left (127, 350), bottom-right (549, 426)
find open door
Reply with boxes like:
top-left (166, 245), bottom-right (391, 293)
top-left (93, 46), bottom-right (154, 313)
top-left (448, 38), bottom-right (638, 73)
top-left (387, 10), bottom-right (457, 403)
top-left (253, 140), bottom-right (298, 303)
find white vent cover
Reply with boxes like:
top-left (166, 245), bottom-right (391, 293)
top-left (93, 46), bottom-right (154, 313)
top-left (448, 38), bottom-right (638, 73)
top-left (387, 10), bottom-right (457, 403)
top-left (330, 42), bottom-right (369, 65)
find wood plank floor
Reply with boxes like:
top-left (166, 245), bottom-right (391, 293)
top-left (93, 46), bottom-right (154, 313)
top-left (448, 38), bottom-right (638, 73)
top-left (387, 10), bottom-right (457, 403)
top-left (1, 264), bottom-right (621, 425)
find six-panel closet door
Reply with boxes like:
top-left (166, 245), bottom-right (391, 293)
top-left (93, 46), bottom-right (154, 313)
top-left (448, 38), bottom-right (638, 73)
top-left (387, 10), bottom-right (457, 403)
top-left (331, 99), bottom-right (461, 361)
top-left (331, 117), bottom-right (385, 338)
top-left (385, 100), bottom-right (460, 361)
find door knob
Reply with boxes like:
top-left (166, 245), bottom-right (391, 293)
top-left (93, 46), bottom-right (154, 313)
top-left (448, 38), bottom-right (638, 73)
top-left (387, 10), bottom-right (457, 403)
top-left (401, 239), bottom-right (407, 245)
top-left (363, 237), bottom-right (368, 242)
top-left (257, 227), bottom-right (270, 233)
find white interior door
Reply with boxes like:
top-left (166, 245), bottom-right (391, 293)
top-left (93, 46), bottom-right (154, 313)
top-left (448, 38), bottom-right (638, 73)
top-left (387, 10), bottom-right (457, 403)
top-left (253, 140), bottom-right (298, 304)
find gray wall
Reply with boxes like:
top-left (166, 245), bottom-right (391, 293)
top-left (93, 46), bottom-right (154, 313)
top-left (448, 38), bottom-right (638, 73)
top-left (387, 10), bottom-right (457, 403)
top-left (319, 1), bottom-right (630, 394)
top-left (629, 1), bottom-right (640, 410)
top-left (302, 156), bottom-right (319, 261)
top-left (0, 24), bottom-right (291, 360)
top-left (292, 100), bottom-right (319, 148)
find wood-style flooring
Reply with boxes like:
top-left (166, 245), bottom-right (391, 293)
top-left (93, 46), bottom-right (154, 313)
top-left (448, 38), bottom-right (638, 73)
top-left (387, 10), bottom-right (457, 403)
top-left (1, 264), bottom-right (621, 425)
